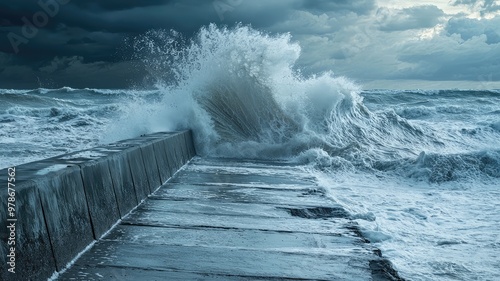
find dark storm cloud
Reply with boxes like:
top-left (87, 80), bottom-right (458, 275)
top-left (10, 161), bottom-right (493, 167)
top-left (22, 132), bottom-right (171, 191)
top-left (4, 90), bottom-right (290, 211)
top-left (0, 0), bottom-right (227, 87)
top-left (0, 56), bottom-right (147, 89)
top-left (0, 0), bottom-right (220, 56)
top-left (57, 2), bottom-right (222, 34)
top-left (1, 0), bottom-right (497, 88)
top-left (447, 16), bottom-right (500, 44)
top-left (216, 1), bottom-right (300, 27)
top-left (300, 0), bottom-right (375, 15)
top-left (0, 0), bottom-right (322, 88)
top-left (0, 0), bottom-right (373, 56)
top-left (69, 0), bottom-right (175, 11)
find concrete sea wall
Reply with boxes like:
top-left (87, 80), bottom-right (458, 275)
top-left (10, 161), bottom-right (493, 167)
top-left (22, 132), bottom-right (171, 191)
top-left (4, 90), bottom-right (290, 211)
top-left (0, 131), bottom-right (196, 281)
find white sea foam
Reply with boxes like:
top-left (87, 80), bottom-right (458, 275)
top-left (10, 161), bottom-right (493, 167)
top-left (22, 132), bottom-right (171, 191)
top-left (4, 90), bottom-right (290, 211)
top-left (313, 170), bottom-right (500, 281)
top-left (105, 24), bottom-right (442, 163)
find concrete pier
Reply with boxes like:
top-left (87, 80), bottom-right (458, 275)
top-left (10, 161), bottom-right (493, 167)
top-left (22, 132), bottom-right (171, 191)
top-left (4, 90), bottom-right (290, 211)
top-left (0, 131), bottom-right (196, 281)
top-left (1, 131), bottom-right (403, 280)
top-left (58, 158), bottom-right (403, 280)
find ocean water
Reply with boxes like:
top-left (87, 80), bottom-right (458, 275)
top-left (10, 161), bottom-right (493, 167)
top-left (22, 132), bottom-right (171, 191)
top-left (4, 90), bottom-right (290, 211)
top-left (1, 24), bottom-right (499, 280)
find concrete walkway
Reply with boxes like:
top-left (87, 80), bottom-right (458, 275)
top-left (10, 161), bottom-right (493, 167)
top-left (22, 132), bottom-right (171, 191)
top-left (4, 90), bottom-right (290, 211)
top-left (58, 158), bottom-right (401, 280)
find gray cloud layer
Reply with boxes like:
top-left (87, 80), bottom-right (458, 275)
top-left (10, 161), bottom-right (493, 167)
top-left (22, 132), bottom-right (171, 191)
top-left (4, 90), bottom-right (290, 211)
top-left (0, 0), bottom-right (499, 88)
top-left (377, 5), bottom-right (445, 32)
top-left (452, 0), bottom-right (500, 16)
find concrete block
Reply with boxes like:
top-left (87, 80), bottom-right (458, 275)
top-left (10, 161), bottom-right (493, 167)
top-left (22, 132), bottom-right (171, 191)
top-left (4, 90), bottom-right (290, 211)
top-left (139, 143), bottom-right (162, 192)
top-left (176, 133), bottom-right (188, 164)
top-left (106, 152), bottom-right (138, 218)
top-left (180, 131), bottom-right (194, 160)
top-left (79, 159), bottom-right (120, 239)
top-left (152, 140), bottom-right (172, 184)
top-left (126, 147), bottom-right (150, 202)
top-left (59, 146), bottom-right (139, 218)
top-left (173, 133), bottom-right (186, 168)
top-left (36, 166), bottom-right (94, 270)
top-left (82, 144), bottom-right (147, 208)
top-left (0, 130), bottom-right (198, 280)
top-left (179, 131), bottom-right (192, 163)
top-left (164, 134), bottom-right (182, 174)
top-left (184, 130), bottom-right (197, 157)
top-left (0, 173), bottom-right (56, 281)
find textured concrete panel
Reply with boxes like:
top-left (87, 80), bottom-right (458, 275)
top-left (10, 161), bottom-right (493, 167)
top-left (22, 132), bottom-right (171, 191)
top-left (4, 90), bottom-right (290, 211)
top-left (139, 143), bottom-right (162, 191)
top-left (58, 157), bottom-right (404, 281)
top-left (0, 174), bottom-right (56, 281)
top-left (152, 140), bottom-right (172, 184)
top-left (0, 131), bottom-right (196, 280)
top-left (79, 158), bottom-right (120, 239)
top-left (106, 152), bottom-right (138, 217)
top-left (126, 147), bottom-right (150, 202)
top-left (36, 166), bottom-right (94, 271)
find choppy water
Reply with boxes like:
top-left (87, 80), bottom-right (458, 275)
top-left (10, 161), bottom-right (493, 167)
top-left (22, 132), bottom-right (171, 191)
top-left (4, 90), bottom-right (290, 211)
top-left (1, 24), bottom-right (499, 280)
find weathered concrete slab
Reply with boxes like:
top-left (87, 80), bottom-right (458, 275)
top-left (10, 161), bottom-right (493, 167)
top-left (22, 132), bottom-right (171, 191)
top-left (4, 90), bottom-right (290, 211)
top-left (152, 140), bottom-right (172, 184)
top-left (55, 266), bottom-right (318, 280)
top-left (105, 152), bottom-right (138, 217)
top-left (169, 170), bottom-right (315, 186)
top-left (79, 157), bottom-right (120, 239)
top-left (183, 129), bottom-right (197, 158)
top-left (169, 133), bottom-right (185, 170)
top-left (130, 199), bottom-right (341, 220)
top-left (105, 224), bottom-right (360, 248)
top-left (0, 175), bottom-right (56, 281)
top-left (93, 141), bottom-right (151, 203)
top-left (55, 147), bottom-right (124, 236)
top-left (59, 158), bottom-right (403, 281)
top-left (122, 205), bottom-right (353, 235)
top-left (190, 157), bottom-right (303, 169)
top-left (176, 132), bottom-right (189, 164)
top-left (150, 183), bottom-right (334, 207)
top-left (187, 159), bottom-right (310, 175)
top-left (0, 131), bottom-right (196, 280)
top-left (139, 143), bottom-right (162, 192)
top-left (35, 166), bottom-right (94, 271)
top-left (68, 241), bottom-right (372, 280)
top-left (162, 135), bottom-right (181, 176)
top-left (125, 147), bottom-right (150, 201)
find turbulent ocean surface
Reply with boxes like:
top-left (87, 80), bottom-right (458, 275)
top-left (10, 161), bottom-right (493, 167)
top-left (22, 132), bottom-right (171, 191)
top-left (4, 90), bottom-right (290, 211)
top-left (1, 25), bottom-right (499, 280)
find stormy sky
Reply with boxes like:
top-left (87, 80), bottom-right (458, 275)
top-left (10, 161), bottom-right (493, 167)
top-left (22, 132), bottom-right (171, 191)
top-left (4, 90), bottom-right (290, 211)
top-left (1, 0), bottom-right (499, 89)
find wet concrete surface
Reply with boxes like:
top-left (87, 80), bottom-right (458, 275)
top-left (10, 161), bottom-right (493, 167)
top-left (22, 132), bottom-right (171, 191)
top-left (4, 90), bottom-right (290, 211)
top-left (58, 157), bottom-right (403, 280)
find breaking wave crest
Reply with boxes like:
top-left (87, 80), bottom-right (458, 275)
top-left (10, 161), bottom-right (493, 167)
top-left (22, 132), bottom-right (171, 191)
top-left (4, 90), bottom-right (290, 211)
top-left (106, 24), bottom-right (500, 182)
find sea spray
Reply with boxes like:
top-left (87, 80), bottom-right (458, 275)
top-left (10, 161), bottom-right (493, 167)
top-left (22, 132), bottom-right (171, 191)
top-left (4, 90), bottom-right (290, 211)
top-left (109, 24), bottom-right (451, 169)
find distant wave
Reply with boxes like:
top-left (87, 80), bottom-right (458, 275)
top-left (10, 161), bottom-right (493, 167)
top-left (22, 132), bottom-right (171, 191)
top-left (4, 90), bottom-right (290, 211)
top-left (373, 150), bottom-right (500, 182)
top-left (365, 89), bottom-right (500, 96)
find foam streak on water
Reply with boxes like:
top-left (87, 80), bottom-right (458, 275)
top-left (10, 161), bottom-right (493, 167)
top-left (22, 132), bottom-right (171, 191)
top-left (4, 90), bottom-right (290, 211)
top-left (1, 24), bottom-right (499, 280)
